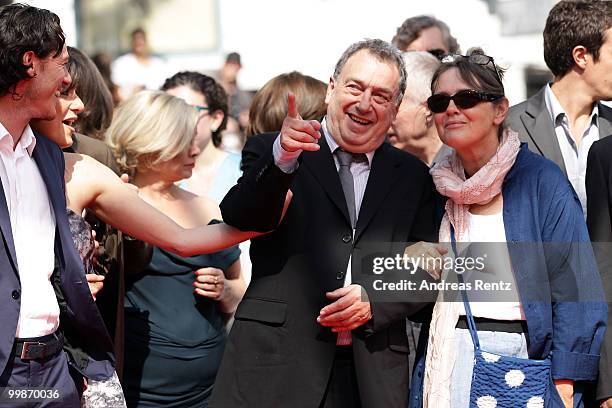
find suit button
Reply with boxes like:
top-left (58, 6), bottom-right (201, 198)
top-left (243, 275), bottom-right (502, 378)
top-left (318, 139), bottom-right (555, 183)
top-left (342, 234), bottom-right (352, 243)
top-left (336, 271), bottom-right (345, 280)
top-left (11, 290), bottom-right (20, 300)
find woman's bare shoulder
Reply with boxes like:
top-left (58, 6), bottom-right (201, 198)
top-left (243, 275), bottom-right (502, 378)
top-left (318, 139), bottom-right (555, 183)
top-left (176, 187), bottom-right (222, 221)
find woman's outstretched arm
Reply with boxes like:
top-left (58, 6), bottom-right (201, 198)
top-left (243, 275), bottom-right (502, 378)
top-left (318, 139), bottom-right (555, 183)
top-left (66, 153), bottom-right (291, 256)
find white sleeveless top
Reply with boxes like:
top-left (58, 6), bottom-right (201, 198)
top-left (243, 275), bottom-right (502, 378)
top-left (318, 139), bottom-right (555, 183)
top-left (458, 211), bottom-right (525, 321)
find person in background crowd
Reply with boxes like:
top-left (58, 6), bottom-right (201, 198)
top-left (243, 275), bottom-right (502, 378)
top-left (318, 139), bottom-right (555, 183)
top-left (0, 4), bottom-right (114, 406)
top-left (112, 28), bottom-right (168, 100)
top-left (217, 52), bottom-right (252, 129)
top-left (211, 38), bottom-right (438, 408)
top-left (105, 91), bottom-right (250, 408)
top-left (92, 51), bottom-right (121, 106)
top-left (161, 71), bottom-right (251, 301)
top-left (161, 71), bottom-right (239, 205)
top-left (409, 48), bottom-right (606, 408)
top-left (245, 71), bottom-right (327, 137)
top-left (506, 0), bottom-right (612, 219)
top-left (392, 15), bottom-right (460, 58)
top-left (388, 51), bottom-right (451, 166)
top-left (219, 116), bottom-right (245, 153)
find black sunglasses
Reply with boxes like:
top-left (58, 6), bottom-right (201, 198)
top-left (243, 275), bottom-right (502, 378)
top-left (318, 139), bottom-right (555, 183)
top-left (441, 53), bottom-right (503, 86)
top-left (427, 89), bottom-right (504, 113)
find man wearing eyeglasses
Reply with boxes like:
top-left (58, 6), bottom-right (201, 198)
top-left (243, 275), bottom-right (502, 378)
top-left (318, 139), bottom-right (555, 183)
top-left (506, 1), bottom-right (612, 407)
top-left (210, 39), bottom-right (438, 408)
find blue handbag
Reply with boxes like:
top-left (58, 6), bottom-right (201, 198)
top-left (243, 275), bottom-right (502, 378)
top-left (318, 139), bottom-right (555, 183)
top-left (450, 228), bottom-right (552, 408)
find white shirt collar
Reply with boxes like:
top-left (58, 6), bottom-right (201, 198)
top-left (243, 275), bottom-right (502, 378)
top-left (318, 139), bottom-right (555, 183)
top-left (0, 122), bottom-right (37, 156)
top-left (321, 117), bottom-right (375, 167)
top-left (544, 83), bottom-right (598, 126)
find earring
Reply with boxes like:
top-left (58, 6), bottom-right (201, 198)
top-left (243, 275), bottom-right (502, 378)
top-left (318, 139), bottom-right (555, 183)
top-left (210, 126), bottom-right (218, 132)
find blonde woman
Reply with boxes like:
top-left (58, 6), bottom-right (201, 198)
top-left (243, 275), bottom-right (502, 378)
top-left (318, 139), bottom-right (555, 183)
top-left (104, 90), bottom-right (247, 407)
top-left (32, 90), bottom-right (285, 407)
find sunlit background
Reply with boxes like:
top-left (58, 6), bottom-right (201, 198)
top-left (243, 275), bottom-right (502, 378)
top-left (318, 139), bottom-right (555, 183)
top-left (19, 0), bottom-right (557, 104)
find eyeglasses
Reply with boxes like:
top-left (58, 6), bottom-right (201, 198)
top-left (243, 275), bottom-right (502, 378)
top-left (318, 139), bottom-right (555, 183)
top-left (427, 49), bottom-right (447, 61)
top-left (441, 53), bottom-right (503, 85)
top-left (195, 105), bottom-right (210, 113)
top-left (427, 89), bottom-right (504, 113)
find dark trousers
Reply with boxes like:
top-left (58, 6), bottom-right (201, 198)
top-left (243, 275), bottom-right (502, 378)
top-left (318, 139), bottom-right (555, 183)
top-left (0, 345), bottom-right (79, 408)
top-left (320, 347), bottom-right (362, 408)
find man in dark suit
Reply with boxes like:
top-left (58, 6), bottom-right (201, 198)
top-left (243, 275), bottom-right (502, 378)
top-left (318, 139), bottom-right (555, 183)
top-left (211, 39), bottom-right (438, 408)
top-left (506, 1), bottom-right (612, 406)
top-left (0, 4), bottom-right (114, 407)
top-left (506, 0), bottom-right (612, 218)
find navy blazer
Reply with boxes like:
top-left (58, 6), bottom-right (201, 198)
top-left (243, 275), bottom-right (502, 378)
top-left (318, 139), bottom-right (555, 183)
top-left (410, 144), bottom-right (607, 407)
top-left (0, 133), bottom-right (114, 382)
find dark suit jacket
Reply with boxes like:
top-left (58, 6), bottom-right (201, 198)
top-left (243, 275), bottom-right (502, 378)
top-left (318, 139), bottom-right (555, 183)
top-left (0, 133), bottom-right (114, 383)
top-left (65, 133), bottom-right (125, 379)
top-left (506, 85), bottom-right (612, 175)
top-left (210, 132), bottom-right (438, 408)
top-left (587, 137), bottom-right (612, 401)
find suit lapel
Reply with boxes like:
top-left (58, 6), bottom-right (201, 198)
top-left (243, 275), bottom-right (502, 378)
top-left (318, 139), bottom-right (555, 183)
top-left (520, 88), bottom-right (566, 173)
top-left (0, 182), bottom-right (18, 274)
top-left (354, 143), bottom-right (403, 242)
top-left (302, 133), bottom-right (352, 227)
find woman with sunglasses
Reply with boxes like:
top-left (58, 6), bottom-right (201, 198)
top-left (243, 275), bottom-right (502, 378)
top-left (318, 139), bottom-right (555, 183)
top-left (409, 49), bottom-right (606, 408)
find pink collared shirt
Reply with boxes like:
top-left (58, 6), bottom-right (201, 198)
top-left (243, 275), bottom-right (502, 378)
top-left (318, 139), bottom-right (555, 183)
top-left (0, 123), bottom-right (58, 338)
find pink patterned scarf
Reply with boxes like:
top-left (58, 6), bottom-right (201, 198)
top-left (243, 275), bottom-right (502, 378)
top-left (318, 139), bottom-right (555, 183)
top-left (422, 128), bottom-right (521, 407)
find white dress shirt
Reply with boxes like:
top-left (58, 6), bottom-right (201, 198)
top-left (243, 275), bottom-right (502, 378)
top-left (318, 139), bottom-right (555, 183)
top-left (544, 84), bottom-right (599, 217)
top-left (0, 123), bottom-right (58, 338)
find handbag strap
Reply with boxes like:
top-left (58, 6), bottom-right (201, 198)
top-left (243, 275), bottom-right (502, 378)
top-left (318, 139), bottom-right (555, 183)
top-left (450, 225), bottom-right (481, 350)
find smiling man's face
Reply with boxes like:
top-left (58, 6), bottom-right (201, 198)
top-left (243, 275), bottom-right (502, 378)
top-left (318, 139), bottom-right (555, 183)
top-left (325, 49), bottom-right (400, 153)
top-left (25, 45), bottom-right (71, 121)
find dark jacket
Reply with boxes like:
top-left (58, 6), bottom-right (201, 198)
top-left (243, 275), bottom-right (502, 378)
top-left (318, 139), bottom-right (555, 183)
top-left (0, 133), bottom-right (115, 383)
top-left (210, 130), bottom-right (439, 408)
top-left (586, 136), bottom-right (612, 401)
top-left (506, 85), bottom-right (612, 175)
top-left (410, 144), bottom-right (607, 408)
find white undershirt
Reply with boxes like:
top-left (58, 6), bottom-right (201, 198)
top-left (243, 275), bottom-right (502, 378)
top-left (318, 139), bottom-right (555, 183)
top-left (459, 211), bottom-right (524, 321)
top-left (0, 123), bottom-right (58, 337)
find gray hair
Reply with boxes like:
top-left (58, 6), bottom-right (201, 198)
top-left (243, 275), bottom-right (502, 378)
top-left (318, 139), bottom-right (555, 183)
top-left (332, 39), bottom-right (407, 105)
top-left (402, 51), bottom-right (441, 104)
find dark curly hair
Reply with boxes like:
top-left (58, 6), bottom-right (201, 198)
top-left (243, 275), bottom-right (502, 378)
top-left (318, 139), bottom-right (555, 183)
top-left (544, 0), bottom-right (612, 77)
top-left (0, 3), bottom-right (65, 96)
top-left (161, 71), bottom-right (228, 147)
top-left (392, 15), bottom-right (459, 54)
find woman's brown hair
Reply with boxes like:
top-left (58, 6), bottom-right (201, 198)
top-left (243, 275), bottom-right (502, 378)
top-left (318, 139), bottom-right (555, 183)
top-left (246, 71), bottom-right (327, 137)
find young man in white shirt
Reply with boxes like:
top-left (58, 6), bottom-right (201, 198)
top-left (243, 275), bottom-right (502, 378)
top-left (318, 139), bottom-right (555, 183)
top-left (0, 4), bottom-right (114, 407)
